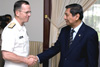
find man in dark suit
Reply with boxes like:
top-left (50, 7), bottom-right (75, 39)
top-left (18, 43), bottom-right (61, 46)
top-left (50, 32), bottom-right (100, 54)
top-left (35, 3), bottom-right (99, 67)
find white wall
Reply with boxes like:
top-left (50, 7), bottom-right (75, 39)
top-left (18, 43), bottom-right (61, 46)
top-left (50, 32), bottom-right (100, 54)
top-left (0, 0), bottom-right (43, 42)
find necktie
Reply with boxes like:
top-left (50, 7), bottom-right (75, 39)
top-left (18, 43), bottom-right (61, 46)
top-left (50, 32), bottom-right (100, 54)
top-left (69, 29), bottom-right (75, 47)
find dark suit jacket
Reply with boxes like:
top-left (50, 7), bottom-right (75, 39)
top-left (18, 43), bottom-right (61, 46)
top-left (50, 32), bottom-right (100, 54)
top-left (38, 23), bottom-right (99, 67)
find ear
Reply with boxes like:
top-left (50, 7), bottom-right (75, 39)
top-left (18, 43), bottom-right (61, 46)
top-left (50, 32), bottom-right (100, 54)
top-left (75, 14), bottom-right (80, 20)
top-left (16, 10), bottom-right (20, 17)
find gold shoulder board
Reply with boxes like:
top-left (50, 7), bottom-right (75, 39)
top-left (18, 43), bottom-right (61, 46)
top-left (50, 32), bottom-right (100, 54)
top-left (8, 23), bottom-right (16, 28)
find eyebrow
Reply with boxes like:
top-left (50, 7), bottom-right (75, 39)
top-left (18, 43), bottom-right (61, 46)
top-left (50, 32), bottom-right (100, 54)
top-left (65, 13), bottom-right (68, 15)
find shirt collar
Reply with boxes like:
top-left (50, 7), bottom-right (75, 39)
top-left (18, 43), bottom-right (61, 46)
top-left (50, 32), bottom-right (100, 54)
top-left (13, 18), bottom-right (25, 31)
top-left (71, 21), bottom-right (83, 33)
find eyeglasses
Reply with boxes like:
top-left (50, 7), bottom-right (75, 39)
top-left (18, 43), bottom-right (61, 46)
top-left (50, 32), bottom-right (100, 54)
top-left (19, 11), bottom-right (31, 14)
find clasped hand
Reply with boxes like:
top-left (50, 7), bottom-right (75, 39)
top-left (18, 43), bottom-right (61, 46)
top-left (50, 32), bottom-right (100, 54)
top-left (25, 55), bottom-right (38, 66)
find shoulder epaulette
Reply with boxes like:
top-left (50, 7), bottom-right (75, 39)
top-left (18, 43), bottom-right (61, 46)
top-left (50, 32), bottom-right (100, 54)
top-left (8, 22), bottom-right (16, 28)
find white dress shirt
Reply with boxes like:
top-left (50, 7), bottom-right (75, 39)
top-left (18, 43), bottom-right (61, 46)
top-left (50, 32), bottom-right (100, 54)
top-left (71, 22), bottom-right (83, 40)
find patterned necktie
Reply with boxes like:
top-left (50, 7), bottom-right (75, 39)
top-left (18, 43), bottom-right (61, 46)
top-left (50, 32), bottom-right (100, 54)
top-left (69, 29), bottom-right (75, 47)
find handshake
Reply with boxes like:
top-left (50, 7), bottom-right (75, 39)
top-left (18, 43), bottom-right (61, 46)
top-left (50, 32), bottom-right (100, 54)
top-left (24, 55), bottom-right (39, 66)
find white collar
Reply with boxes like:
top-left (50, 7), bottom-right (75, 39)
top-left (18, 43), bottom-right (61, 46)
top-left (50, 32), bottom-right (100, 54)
top-left (13, 18), bottom-right (25, 31)
top-left (71, 21), bottom-right (83, 33)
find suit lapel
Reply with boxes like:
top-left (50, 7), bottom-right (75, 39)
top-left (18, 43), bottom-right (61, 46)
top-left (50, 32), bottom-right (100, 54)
top-left (66, 23), bottom-right (86, 56)
top-left (65, 26), bottom-right (70, 46)
top-left (65, 27), bottom-right (70, 51)
top-left (62, 26), bottom-right (70, 54)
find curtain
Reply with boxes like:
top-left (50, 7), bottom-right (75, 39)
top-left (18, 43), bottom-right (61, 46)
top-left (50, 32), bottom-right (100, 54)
top-left (29, 41), bottom-right (43, 67)
top-left (49, 0), bottom-right (96, 67)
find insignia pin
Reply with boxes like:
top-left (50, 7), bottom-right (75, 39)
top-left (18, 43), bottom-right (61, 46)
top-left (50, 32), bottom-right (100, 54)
top-left (19, 36), bottom-right (23, 39)
top-left (79, 34), bottom-right (81, 37)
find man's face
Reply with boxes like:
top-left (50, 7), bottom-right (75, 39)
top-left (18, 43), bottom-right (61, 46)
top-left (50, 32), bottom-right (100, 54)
top-left (18, 4), bottom-right (31, 23)
top-left (64, 8), bottom-right (77, 27)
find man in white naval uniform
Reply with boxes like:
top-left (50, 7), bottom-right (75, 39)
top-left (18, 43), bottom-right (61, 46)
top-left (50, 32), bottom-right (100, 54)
top-left (1, 0), bottom-right (36, 67)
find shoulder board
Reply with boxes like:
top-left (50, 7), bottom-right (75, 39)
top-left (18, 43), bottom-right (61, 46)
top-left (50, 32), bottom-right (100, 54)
top-left (8, 23), bottom-right (16, 28)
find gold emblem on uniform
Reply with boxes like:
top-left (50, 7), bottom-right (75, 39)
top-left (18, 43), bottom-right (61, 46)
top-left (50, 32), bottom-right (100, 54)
top-left (79, 34), bottom-right (81, 37)
top-left (8, 22), bottom-right (16, 28)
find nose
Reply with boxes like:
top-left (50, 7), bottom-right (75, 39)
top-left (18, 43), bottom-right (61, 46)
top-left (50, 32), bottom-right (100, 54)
top-left (64, 15), bottom-right (66, 20)
top-left (28, 13), bottom-right (31, 17)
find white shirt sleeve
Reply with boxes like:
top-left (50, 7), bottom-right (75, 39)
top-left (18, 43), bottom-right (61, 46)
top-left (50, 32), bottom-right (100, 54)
top-left (1, 29), bottom-right (15, 52)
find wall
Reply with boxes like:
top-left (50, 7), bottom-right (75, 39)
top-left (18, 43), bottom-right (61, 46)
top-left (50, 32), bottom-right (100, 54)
top-left (0, 0), bottom-right (43, 42)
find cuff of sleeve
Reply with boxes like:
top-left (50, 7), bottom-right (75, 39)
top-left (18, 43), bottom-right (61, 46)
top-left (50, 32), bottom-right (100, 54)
top-left (36, 56), bottom-right (40, 62)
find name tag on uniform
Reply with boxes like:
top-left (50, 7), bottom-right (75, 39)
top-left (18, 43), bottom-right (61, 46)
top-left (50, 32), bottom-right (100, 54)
top-left (19, 36), bottom-right (23, 39)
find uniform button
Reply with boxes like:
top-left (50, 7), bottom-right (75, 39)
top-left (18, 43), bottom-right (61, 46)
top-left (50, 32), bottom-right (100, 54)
top-left (65, 58), bottom-right (67, 60)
